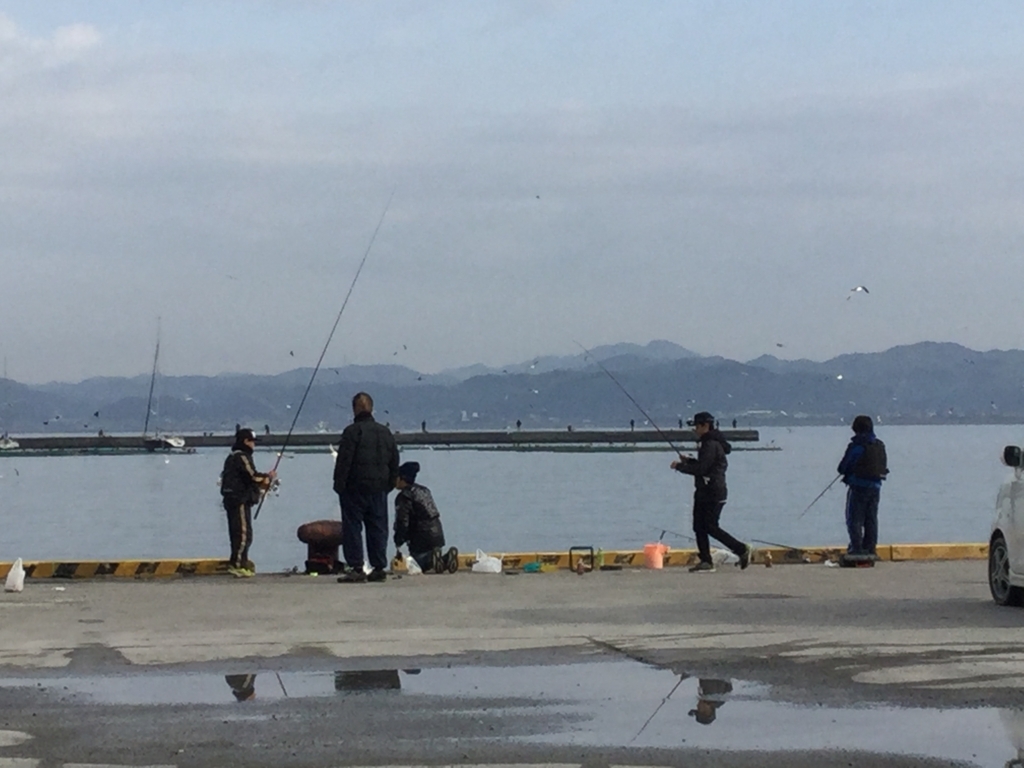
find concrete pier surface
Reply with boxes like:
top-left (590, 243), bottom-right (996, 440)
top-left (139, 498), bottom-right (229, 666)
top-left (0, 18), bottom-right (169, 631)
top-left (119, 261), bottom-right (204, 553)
top-left (0, 560), bottom-right (1021, 767)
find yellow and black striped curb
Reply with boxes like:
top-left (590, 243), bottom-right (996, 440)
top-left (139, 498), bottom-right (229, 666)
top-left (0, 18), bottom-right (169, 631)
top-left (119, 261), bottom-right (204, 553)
top-left (0, 544), bottom-right (988, 579)
top-left (0, 559), bottom-right (238, 579)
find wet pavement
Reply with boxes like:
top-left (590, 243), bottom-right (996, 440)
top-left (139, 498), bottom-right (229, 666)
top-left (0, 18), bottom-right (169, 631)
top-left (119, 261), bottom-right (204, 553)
top-left (0, 658), bottom-right (1020, 767)
top-left (1, 561), bottom-right (1022, 766)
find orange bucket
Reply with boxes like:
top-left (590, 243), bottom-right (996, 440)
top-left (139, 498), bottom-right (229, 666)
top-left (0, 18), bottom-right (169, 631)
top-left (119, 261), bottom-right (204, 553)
top-left (643, 543), bottom-right (669, 569)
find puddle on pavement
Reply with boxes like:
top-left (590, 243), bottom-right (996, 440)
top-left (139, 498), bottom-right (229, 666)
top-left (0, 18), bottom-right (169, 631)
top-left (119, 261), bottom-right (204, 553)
top-left (0, 660), bottom-right (1019, 767)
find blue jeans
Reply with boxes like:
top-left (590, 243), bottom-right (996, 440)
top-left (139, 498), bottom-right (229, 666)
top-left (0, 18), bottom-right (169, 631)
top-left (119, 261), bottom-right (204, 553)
top-left (845, 485), bottom-right (879, 555)
top-left (338, 490), bottom-right (389, 571)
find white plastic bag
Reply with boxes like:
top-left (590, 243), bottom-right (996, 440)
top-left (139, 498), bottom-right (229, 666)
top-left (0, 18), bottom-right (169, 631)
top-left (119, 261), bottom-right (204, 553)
top-left (710, 548), bottom-right (740, 567)
top-left (471, 549), bottom-right (503, 574)
top-left (406, 556), bottom-right (422, 575)
top-left (5, 558), bottom-right (25, 593)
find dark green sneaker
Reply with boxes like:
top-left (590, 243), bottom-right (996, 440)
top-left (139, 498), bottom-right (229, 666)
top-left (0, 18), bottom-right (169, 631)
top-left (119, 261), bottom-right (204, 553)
top-left (688, 561), bottom-right (716, 573)
top-left (739, 545), bottom-right (753, 570)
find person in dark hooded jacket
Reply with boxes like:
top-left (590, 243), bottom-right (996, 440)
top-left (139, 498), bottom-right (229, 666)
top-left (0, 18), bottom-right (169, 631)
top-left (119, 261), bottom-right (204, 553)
top-left (672, 411), bottom-right (752, 573)
top-left (837, 415), bottom-right (888, 557)
top-left (393, 461), bottom-right (458, 574)
top-left (220, 427), bottom-right (276, 577)
top-left (333, 392), bottom-right (400, 583)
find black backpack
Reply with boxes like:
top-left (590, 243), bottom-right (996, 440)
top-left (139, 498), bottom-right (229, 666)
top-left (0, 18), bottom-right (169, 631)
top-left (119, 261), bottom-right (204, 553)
top-left (854, 439), bottom-right (888, 480)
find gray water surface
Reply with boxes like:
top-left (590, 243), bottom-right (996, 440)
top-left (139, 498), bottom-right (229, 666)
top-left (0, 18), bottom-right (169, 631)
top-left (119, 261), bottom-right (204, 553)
top-left (0, 425), bottom-right (1014, 571)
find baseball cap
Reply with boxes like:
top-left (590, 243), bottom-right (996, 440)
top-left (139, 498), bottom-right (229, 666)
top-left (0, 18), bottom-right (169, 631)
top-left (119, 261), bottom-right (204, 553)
top-left (686, 411), bottom-right (715, 427)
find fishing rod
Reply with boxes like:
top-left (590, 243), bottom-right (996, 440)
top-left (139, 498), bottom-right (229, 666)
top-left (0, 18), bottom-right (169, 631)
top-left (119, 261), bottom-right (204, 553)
top-left (631, 674), bottom-right (686, 743)
top-left (573, 341), bottom-right (685, 457)
top-left (797, 473), bottom-right (842, 519)
top-left (750, 537), bottom-right (803, 553)
top-left (654, 525), bottom-right (695, 543)
top-left (657, 526), bottom-right (802, 554)
top-left (254, 189), bottom-right (396, 520)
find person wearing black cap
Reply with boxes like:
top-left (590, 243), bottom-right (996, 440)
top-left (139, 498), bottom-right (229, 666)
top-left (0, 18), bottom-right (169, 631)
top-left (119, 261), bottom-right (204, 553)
top-left (393, 461), bottom-right (458, 574)
top-left (671, 411), bottom-right (752, 573)
top-left (334, 392), bottom-right (400, 583)
top-left (220, 428), bottom-right (276, 578)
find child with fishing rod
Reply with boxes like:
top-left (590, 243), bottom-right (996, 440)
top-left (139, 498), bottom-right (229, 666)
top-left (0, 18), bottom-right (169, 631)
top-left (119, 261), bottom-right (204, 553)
top-left (220, 428), bottom-right (277, 578)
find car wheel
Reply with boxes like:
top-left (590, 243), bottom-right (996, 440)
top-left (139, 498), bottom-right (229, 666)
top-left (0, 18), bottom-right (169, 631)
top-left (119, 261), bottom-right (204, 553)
top-left (989, 534), bottom-right (1024, 606)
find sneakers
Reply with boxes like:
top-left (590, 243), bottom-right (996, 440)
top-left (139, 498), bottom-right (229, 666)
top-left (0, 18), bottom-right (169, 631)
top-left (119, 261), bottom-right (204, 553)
top-left (337, 570), bottom-right (367, 584)
top-left (367, 568), bottom-right (387, 583)
top-left (227, 567), bottom-right (253, 579)
top-left (688, 561), bottom-right (716, 573)
top-left (443, 546), bottom-right (460, 574)
top-left (739, 545), bottom-right (753, 570)
top-left (431, 548), bottom-right (445, 574)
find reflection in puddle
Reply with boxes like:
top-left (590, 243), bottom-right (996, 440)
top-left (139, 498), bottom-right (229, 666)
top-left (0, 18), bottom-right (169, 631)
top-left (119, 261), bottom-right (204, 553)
top-left (689, 678), bottom-right (732, 725)
top-left (0, 661), bottom-right (1018, 766)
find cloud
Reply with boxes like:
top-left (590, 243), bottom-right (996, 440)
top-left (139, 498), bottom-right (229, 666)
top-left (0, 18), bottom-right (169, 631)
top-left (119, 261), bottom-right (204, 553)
top-left (0, 14), bottom-right (101, 75)
top-left (1, 9), bottom-right (1024, 381)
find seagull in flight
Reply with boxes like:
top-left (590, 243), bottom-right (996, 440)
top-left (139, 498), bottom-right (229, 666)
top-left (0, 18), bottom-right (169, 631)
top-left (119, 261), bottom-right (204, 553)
top-left (847, 286), bottom-right (869, 300)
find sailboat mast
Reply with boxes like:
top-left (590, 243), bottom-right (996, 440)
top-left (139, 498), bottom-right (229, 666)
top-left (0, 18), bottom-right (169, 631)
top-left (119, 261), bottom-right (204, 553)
top-left (143, 321), bottom-right (161, 438)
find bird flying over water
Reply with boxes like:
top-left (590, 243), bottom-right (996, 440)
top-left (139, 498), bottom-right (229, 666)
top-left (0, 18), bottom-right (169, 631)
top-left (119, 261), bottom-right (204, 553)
top-left (847, 286), bottom-right (869, 300)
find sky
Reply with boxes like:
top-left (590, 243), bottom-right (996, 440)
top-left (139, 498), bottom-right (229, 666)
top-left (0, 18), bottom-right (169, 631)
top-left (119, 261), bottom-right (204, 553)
top-left (2, 1), bottom-right (1024, 383)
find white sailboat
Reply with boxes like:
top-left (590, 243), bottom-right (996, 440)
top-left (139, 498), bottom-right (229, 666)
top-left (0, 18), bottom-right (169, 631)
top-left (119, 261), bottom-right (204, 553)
top-left (0, 358), bottom-right (18, 450)
top-left (142, 321), bottom-right (186, 452)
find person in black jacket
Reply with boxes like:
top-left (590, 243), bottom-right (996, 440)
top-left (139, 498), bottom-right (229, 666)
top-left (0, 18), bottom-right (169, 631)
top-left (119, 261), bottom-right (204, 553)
top-left (220, 427), bottom-right (276, 578)
top-left (334, 392), bottom-right (400, 583)
top-left (672, 411), bottom-right (751, 573)
top-left (393, 461), bottom-right (458, 574)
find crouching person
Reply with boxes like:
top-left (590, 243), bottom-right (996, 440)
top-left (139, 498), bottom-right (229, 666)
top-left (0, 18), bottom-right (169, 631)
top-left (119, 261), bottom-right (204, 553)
top-left (393, 461), bottom-right (458, 573)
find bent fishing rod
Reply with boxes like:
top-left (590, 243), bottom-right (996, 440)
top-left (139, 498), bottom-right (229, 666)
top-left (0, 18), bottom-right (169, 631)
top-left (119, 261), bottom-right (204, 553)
top-left (255, 189), bottom-right (396, 520)
top-left (573, 341), bottom-right (685, 458)
top-left (797, 473), bottom-right (842, 519)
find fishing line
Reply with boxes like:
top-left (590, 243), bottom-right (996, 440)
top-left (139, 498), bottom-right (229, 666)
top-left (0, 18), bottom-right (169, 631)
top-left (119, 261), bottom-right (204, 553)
top-left (255, 188), bottom-right (396, 520)
top-left (573, 340), bottom-right (685, 457)
top-left (797, 473), bottom-right (842, 519)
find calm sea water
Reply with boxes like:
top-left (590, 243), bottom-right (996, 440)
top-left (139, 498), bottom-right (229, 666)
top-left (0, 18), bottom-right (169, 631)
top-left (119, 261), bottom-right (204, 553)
top-left (0, 425), bottom-right (1016, 572)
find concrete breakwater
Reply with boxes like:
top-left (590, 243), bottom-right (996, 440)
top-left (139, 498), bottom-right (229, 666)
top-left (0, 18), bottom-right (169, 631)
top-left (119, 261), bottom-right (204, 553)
top-left (0, 428), bottom-right (760, 454)
top-left (0, 542), bottom-right (987, 580)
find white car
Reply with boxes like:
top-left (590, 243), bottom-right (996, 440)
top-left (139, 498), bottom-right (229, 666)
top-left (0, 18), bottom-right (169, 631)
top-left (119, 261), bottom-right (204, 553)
top-left (991, 445), bottom-right (1024, 605)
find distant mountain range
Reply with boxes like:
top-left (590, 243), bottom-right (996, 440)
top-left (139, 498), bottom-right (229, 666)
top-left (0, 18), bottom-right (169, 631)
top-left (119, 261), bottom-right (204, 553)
top-left (1, 340), bottom-right (1022, 435)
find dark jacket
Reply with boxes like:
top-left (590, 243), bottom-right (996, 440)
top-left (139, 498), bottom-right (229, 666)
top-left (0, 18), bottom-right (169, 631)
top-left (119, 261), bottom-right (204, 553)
top-left (674, 428), bottom-right (731, 501)
top-left (221, 444), bottom-right (270, 504)
top-left (333, 412), bottom-right (400, 495)
top-left (393, 482), bottom-right (445, 553)
top-left (838, 432), bottom-right (888, 489)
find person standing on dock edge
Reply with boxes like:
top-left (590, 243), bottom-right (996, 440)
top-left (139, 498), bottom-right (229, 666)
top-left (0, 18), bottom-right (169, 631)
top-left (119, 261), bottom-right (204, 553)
top-left (671, 411), bottom-right (751, 573)
top-left (334, 392), bottom-right (400, 583)
top-left (220, 428), bottom-right (276, 578)
top-left (837, 415), bottom-right (888, 557)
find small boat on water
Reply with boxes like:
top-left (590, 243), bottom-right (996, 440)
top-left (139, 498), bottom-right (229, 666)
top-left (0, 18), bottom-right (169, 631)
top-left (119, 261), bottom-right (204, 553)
top-left (142, 321), bottom-right (186, 453)
top-left (0, 433), bottom-right (19, 450)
